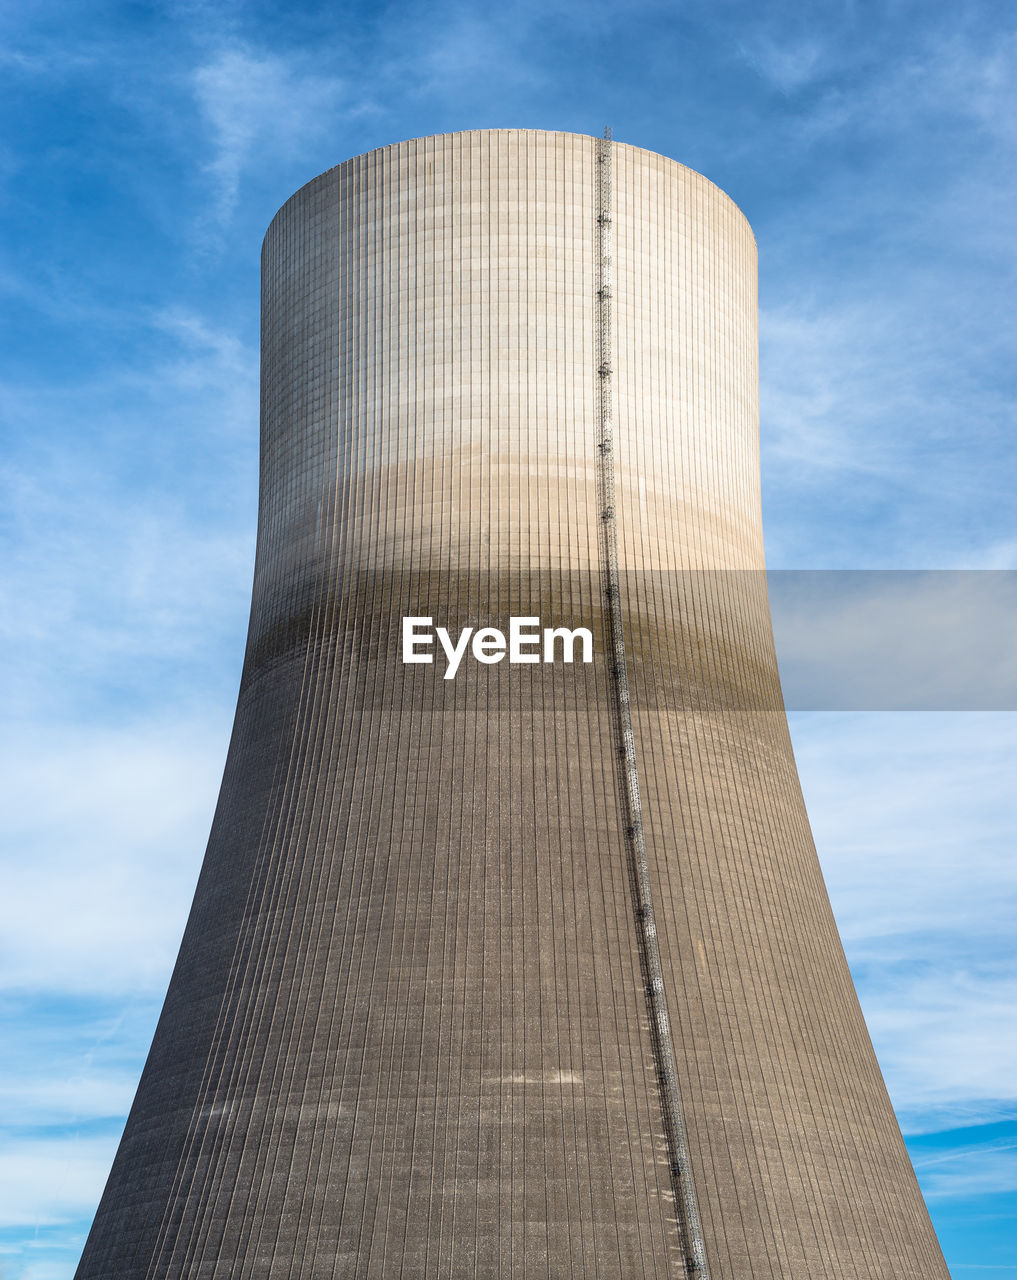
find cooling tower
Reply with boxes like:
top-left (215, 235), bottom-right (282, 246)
top-left (76, 129), bottom-right (950, 1279)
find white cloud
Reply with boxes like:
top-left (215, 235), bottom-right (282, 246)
top-left (759, 281), bottom-right (1015, 511)
top-left (192, 46), bottom-right (347, 228)
top-left (739, 32), bottom-right (829, 94)
top-left (790, 712), bottom-right (1017, 1129)
top-left (0, 45), bottom-right (97, 79)
top-left (0, 1135), bottom-right (118, 1229)
top-left (749, 21), bottom-right (1017, 569)
top-left (737, 17), bottom-right (1017, 150)
top-left (398, 9), bottom-right (544, 95)
top-left (761, 301), bottom-right (916, 478)
top-left (915, 1134), bottom-right (1017, 1200)
top-left (0, 306), bottom-right (257, 719)
top-left (866, 970), bottom-right (1017, 1130)
top-left (0, 716), bottom-right (226, 996)
top-left (0, 1073), bottom-right (137, 1129)
top-left (150, 305), bottom-right (257, 405)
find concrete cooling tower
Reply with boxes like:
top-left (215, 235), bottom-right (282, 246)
top-left (76, 129), bottom-right (951, 1279)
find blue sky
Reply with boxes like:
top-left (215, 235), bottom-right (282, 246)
top-left (2, 1), bottom-right (1016, 1276)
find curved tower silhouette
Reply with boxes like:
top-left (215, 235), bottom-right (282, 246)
top-left (77, 130), bottom-right (950, 1279)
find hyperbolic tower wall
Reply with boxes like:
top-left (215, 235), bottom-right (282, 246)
top-left (76, 130), bottom-right (950, 1279)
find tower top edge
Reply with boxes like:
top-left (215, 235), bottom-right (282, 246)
top-left (262, 128), bottom-right (755, 250)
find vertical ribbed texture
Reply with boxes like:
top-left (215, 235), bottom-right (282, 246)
top-left (76, 130), bottom-right (950, 1279)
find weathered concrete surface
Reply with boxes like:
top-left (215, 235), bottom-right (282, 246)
top-left (76, 130), bottom-right (950, 1279)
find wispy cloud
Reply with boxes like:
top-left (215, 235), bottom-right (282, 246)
top-left (0, 304), bottom-right (257, 719)
top-left (916, 1134), bottom-right (1017, 1200)
top-left (747, 18), bottom-right (1017, 569)
top-left (739, 33), bottom-right (830, 94)
top-left (387, 7), bottom-right (545, 96)
top-left (790, 712), bottom-right (1017, 1133)
top-left (191, 45), bottom-right (348, 230)
top-left (866, 971), bottom-right (1017, 1131)
top-left (0, 1135), bottom-right (119, 1229)
top-left (0, 716), bottom-right (226, 996)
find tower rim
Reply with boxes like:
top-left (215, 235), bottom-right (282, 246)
top-left (260, 127), bottom-right (757, 256)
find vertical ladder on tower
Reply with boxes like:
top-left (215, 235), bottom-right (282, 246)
top-left (594, 125), bottom-right (711, 1280)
